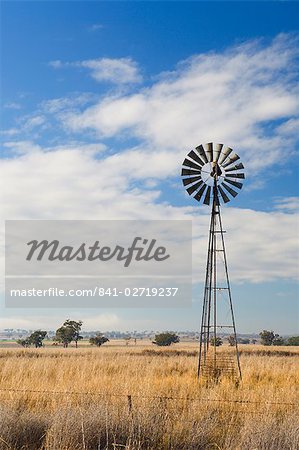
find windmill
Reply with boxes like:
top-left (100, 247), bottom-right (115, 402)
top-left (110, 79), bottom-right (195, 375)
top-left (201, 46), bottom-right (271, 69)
top-left (181, 143), bottom-right (244, 382)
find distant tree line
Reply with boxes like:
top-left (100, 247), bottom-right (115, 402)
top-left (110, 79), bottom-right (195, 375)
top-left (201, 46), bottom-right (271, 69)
top-left (15, 322), bottom-right (299, 348)
top-left (152, 332), bottom-right (299, 348)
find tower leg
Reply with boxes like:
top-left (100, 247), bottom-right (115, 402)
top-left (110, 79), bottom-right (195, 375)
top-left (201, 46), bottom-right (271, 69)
top-left (198, 209), bottom-right (214, 377)
top-left (218, 211), bottom-right (242, 380)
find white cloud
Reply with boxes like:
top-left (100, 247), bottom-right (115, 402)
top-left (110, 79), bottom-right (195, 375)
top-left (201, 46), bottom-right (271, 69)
top-left (48, 60), bottom-right (63, 69)
top-left (1, 128), bottom-right (19, 137)
top-left (80, 58), bottom-right (141, 84)
top-left (49, 57), bottom-right (142, 84)
top-left (273, 196), bottom-right (299, 212)
top-left (3, 140), bottom-right (42, 155)
top-left (0, 144), bottom-right (298, 284)
top-left (64, 34), bottom-right (299, 176)
top-left (2, 140), bottom-right (106, 157)
top-left (23, 115), bottom-right (46, 131)
top-left (41, 93), bottom-right (96, 114)
top-left (1, 115), bottom-right (47, 139)
top-left (214, 207), bottom-right (299, 283)
top-left (81, 314), bottom-right (120, 330)
top-left (2, 93), bottom-right (99, 139)
top-left (0, 313), bottom-right (120, 331)
top-left (4, 102), bottom-right (22, 110)
top-left (277, 118), bottom-right (299, 136)
top-left (1, 35), bottom-right (298, 289)
top-left (88, 23), bottom-right (104, 32)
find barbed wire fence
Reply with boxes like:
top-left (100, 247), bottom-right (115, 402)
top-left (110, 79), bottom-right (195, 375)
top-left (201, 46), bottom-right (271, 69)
top-left (0, 387), bottom-right (297, 416)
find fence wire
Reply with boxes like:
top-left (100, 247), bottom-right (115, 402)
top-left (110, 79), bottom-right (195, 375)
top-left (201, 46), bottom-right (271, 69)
top-left (0, 387), bottom-right (297, 407)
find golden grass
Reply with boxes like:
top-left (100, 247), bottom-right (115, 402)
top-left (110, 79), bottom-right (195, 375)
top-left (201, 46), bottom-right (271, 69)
top-left (0, 343), bottom-right (298, 449)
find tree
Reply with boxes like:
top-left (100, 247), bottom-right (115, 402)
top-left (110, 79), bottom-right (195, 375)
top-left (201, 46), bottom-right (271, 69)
top-left (251, 339), bottom-right (257, 345)
top-left (272, 335), bottom-right (285, 346)
top-left (64, 320), bottom-right (83, 348)
top-left (238, 338), bottom-right (250, 344)
top-left (89, 333), bottom-right (109, 347)
top-left (286, 336), bottom-right (299, 346)
top-left (152, 332), bottom-right (179, 347)
top-left (16, 338), bottom-right (30, 348)
top-left (55, 320), bottom-right (83, 348)
top-left (228, 335), bottom-right (236, 346)
top-left (55, 326), bottom-right (73, 348)
top-left (259, 330), bottom-right (284, 346)
top-left (28, 330), bottom-right (47, 348)
top-left (210, 336), bottom-right (223, 347)
top-left (259, 330), bottom-right (275, 346)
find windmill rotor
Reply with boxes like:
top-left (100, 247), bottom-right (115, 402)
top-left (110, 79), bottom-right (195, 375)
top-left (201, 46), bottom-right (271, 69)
top-left (181, 143), bottom-right (245, 205)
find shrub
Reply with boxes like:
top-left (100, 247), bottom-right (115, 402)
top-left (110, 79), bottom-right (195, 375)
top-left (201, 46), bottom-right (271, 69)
top-left (89, 334), bottom-right (109, 347)
top-left (152, 332), bottom-right (179, 346)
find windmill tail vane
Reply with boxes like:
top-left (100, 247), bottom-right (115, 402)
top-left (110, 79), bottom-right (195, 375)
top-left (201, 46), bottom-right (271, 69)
top-left (181, 142), bottom-right (244, 383)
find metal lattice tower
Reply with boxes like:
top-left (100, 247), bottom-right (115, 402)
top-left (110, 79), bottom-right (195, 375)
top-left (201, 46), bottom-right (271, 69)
top-left (181, 143), bottom-right (244, 382)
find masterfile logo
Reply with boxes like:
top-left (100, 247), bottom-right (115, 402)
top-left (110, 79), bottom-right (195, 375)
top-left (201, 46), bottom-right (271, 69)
top-left (26, 237), bottom-right (170, 267)
top-left (5, 220), bottom-right (192, 308)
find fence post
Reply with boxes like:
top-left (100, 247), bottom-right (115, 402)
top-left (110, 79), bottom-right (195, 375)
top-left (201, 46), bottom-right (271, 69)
top-left (127, 395), bottom-right (132, 414)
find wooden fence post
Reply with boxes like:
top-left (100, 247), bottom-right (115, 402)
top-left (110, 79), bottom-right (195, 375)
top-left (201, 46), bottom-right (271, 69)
top-left (127, 395), bottom-right (132, 414)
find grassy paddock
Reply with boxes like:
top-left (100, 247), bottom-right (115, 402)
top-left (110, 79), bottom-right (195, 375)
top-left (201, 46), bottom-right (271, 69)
top-left (0, 344), bottom-right (298, 449)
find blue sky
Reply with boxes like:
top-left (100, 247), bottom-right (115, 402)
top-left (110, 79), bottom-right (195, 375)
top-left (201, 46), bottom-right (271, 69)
top-left (1, 1), bottom-right (298, 334)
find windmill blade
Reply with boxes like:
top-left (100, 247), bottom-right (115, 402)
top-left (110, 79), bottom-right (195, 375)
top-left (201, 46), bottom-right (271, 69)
top-left (203, 186), bottom-right (211, 205)
top-left (181, 168), bottom-right (201, 177)
top-left (222, 153), bottom-right (240, 168)
top-left (205, 143), bottom-right (213, 162)
top-left (187, 150), bottom-right (204, 167)
top-left (225, 162), bottom-right (244, 172)
top-left (218, 185), bottom-right (230, 203)
top-left (213, 143), bottom-right (223, 162)
top-left (226, 173), bottom-right (245, 179)
top-left (182, 158), bottom-right (202, 171)
top-left (218, 146), bottom-right (233, 166)
top-left (194, 184), bottom-right (207, 202)
top-left (182, 175), bottom-right (202, 187)
top-left (186, 180), bottom-right (204, 195)
top-left (195, 144), bottom-right (209, 163)
top-left (224, 178), bottom-right (243, 189)
top-left (222, 182), bottom-right (238, 198)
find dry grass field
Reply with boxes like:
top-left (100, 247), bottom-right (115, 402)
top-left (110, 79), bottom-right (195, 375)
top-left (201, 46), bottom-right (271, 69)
top-left (0, 342), bottom-right (298, 450)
